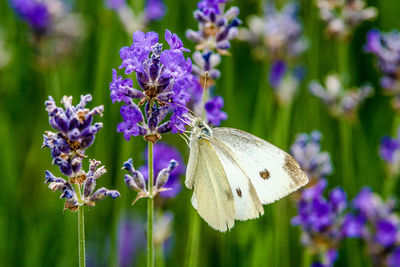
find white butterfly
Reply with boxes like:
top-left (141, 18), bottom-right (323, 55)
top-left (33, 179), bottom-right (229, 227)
top-left (184, 117), bottom-right (309, 232)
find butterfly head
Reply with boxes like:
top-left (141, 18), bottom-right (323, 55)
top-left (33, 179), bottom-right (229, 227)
top-left (192, 117), bottom-right (213, 138)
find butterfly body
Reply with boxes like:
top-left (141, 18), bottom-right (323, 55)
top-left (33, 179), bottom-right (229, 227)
top-left (185, 118), bottom-right (309, 232)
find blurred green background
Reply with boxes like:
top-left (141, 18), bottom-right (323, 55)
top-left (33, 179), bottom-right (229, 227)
top-left (1, 0), bottom-right (400, 266)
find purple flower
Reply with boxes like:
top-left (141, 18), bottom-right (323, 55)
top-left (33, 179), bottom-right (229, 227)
top-left (139, 143), bottom-right (185, 198)
top-left (376, 219), bottom-right (398, 247)
top-left (365, 29), bottom-right (400, 101)
top-left (111, 30), bottom-right (193, 140)
top-left (290, 131), bottom-right (333, 182)
top-left (309, 74), bottom-right (373, 120)
top-left (186, 1), bottom-right (240, 54)
top-left (388, 247), bottom-right (400, 267)
top-left (117, 217), bottom-right (145, 267)
top-left (205, 96), bottom-right (227, 126)
top-left (241, 3), bottom-right (308, 59)
top-left (11, 0), bottom-right (51, 31)
top-left (197, 0), bottom-right (226, 14)
top-left (42, 95), bottom-right (104, 176)
top-left (380, 136), bottom-right (400, 162)
top-left (105, 0), bottom-right (126, 10)
top-left (342, 213), bottom-right (366, 238)
top-left (292, 179), bottom-right (345, 267)
top-left (117, 105), bottom-right (146, 141)
top-left (269, 60), bottom-right (287, 88)
top-left (317, 0), bottom-right (377, 39)
top-left (144, 0), bottom-right (166, 22)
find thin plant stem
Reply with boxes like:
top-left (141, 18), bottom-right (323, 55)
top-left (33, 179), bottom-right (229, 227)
top-left (185, 208), bottom-right (201, 267)
top-left (147, 142), bottom-right (155, 267)
top-left (74, 183), bottom-right (86, 267)
top-left (78, 206), bottom-right (86, 267)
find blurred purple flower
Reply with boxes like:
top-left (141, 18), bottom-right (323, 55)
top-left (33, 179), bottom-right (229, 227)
top-left (292, 179), bottom-right (346, 267)
top-left (197, 0), bottom-right (226, 14)
top-left (241, 3), bottom-right (308, 60)
top-left (111, 30), bottom-right (193, 140)
top-left (365, 29), bottom-right (400, 102)
top-left (317, 0), bottom-right (377, 40)
top-left (139, 143), bottom-right (185, 198)
top-left (105, 0), bottom-right (126, 10)
top-left (290, 131), bottom-right (333, 182)
top-left (309, 74), bottom-right (373, 120)
top-left (376, 219), bottom-right (398, 247)
top-left (380, 136), bottom-right (400, 162)
top-left (11, 0), bottom-right (51, 31)
top-left (144, 0), bottom-right (166, 22)
top-left (205, 96), bottom-right (227, 126)
top-left (118, 217), bottom-right (145, 267)
top-left (269, 60), bottom-right (286, 88)
top-left (388, 247), bottom-right (400, 267)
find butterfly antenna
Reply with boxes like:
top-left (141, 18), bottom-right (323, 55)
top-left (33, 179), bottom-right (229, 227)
top-left (200, 71), bottom-right (209, 120)
top-left (178, 133), bottom-right (190, 147)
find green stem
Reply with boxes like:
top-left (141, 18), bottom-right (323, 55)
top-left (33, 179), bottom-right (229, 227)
top-left (78, 206), bottom-right (86, 267)
top-left (338, 41), bottom-right (350, 83)
top-left (147, 142), bottom-right (154, 267)
top-left (186, 209), bottom-right (201, 267)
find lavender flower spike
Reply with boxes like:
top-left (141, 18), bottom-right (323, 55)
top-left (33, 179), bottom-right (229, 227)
top-left (379, 128), bottom-right (400, 176)
top-left (42, 95), bottom-right (103, 177)
top-left (111, 30), bottom-right (193, 142)
top-left (292, 179), bottom-right (347, 267)
top-left (186, 0), bottom-right (241, 54)
top-left (43, 95), bottom-right (120, 211)
top-left (290, 131), bottom-right (333, 185)
top-left (309, 74), bottom-right (373, 121)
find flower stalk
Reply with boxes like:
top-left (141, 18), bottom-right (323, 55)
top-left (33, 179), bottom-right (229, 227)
top-left (78, 206), bottom-right (86, 267)
top-left (147, 142), bottom-right (154, 267)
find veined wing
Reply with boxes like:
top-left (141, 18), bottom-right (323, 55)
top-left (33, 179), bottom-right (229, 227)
top-left (190, 139), bottom-right (235, 232)
top-left (212, 127), bottom-right (308, 204)
top-left (209, 139), bottom-right (264, 221)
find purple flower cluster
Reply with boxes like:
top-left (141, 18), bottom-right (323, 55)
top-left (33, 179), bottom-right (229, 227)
top-left (117, 217), bottom-right (145, 267)
top-left (309, 74), bottom-right (373, 121)
top-left (380, 129), bottom-right (400, 177)
top-left (185, 0), bottom-right (239, 126)
top-left (43, 95), bottom-right (103, 176)
top-left (11, 0), bottom-right (51, 32)
top-left (292, 179), bottom-right (347, 267)
top-left (43, 95), bottom-right (120, 211)
top-left (365, 29), bottom-right (400, 110)
top-left (122, 143), bottom-right (181, 204)
top-left (343, 188), bottom-right (400, 267)
top-left (316, 0), bottom-right (377, 40)
top-left (110, 30), bottom-right (193, 141)
top-left (139, 143), bottom-right (185, 198)
top-left (240, 3), bottom-right (308, 60)
top-left (105, 0), bottom-right (165, 33)
top-left (290, 131), bottom-right (333, 184)
top-left (186, 0), bottom-right (240, 54)
top-left (239, 3), bottom-right (307, 105)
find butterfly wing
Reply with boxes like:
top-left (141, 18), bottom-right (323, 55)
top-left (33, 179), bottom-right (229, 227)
top-left (187, 138), bottom-right (235, 232)
top-left (212, 127), bottom-right (308, 205)
top-left (208, 139), bottom-right (265, 221)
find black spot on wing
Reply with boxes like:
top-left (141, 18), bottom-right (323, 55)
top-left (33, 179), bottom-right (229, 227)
top-left (236, 188), bottom-right (242, 198)
top-left (259, 169), bottom-right (270, 179)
